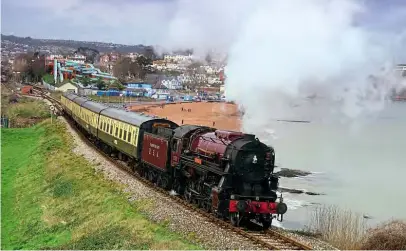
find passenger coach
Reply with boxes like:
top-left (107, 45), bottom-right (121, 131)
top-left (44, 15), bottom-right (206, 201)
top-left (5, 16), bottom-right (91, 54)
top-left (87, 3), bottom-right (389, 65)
top-left (61, 93), bottom-right (178, 161)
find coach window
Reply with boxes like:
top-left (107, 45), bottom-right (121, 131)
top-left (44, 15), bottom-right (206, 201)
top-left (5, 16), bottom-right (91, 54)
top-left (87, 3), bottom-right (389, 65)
top-left (115, 127), bottom-right (118, 137)
top-left (109, 123), bottom-right (113, 134)
top-left (119, 128), bottom-right (123, 139)
top-left (123, 130), bottom-right (127, 141)
top-left (128, 132), bottom-right (132, 143)
top-left (103, 122), bottom-right (106, 131)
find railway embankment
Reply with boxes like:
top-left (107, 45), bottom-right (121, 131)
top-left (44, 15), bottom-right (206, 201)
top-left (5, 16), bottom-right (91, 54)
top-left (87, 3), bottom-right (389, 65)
top-left (1, 120), bottom-right (200, 250)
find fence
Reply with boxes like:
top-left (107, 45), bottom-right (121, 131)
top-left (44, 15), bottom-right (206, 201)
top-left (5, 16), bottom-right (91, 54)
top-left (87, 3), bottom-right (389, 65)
top-left (1, 116), bottom-right (9, 128)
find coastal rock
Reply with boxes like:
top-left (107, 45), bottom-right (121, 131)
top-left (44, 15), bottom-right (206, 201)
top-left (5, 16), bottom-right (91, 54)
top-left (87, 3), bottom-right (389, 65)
top-left (275, 168), bottom-right (311, 178)
top-left (279, 187), bottom-right (324, 196)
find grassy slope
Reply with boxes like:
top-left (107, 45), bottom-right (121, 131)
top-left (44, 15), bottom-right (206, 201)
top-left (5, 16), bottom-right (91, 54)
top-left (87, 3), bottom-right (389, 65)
top-left (1, 121), bottom-right (200, 250)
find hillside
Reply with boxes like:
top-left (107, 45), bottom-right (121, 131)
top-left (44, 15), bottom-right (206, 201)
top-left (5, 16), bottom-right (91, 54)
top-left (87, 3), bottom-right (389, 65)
top-left (1, 34), bottom-right (151, 54)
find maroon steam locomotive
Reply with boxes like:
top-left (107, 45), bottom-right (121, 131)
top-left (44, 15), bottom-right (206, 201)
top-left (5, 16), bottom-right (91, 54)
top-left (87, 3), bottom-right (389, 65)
top-left (139, 124), bottom-right (287, 229)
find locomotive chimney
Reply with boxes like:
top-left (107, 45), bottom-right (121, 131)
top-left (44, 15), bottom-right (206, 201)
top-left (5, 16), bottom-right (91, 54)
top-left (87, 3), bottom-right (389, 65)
top-left (244, 134), bottom-right (255, 140)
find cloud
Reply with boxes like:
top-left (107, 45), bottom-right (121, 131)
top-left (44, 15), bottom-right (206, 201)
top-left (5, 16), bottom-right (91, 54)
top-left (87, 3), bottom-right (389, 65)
top-left (3, 0), bottom-right (406, 46)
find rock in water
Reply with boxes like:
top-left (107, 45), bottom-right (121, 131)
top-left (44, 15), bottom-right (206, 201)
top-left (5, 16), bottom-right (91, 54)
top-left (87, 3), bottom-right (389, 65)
top-left (275, 168), bottom-right (311, 178)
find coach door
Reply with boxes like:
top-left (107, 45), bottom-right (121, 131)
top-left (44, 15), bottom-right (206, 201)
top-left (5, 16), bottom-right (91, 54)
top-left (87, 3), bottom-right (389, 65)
top-left (170, 138), bottom-right (181, 167)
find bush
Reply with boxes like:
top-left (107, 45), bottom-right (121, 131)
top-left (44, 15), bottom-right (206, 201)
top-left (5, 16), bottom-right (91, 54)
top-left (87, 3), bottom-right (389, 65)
top-left (42, 73), bottom-right (55, 85)
top-left (306, 205), bottom-right (367, 249)
top-left (6, 99), bottom-right (50, 120)
top-left (361, 220), bottom-right (406, 250)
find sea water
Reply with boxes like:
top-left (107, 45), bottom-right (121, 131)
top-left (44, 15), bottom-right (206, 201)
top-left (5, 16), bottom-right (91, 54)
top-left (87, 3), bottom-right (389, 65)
top-left (265, 102), bottom-right (406, 229)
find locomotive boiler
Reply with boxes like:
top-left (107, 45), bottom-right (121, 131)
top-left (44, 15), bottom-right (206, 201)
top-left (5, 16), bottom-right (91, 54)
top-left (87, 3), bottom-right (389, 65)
top-left (169, 125), bottom-right (287, 229)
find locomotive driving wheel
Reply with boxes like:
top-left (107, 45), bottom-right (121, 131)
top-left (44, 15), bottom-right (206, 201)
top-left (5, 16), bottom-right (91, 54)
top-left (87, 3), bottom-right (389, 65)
top-left (203, 200), bottom-right (211, 213)
top-left (148, 170), bottom-right (156, 183)
top-left (158, 175), bottom-right (169, 190)
top-left (197, 198), bottom-right (205, 209)
top-left (184, 187), bottom-right (192, 203)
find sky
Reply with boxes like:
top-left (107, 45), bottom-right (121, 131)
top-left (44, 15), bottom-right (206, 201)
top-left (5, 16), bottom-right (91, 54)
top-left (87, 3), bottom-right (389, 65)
top-left (1, 0), bottom-right (406, 47)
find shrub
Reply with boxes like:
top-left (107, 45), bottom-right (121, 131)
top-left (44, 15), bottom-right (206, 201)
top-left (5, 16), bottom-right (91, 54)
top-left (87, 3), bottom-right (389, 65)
top-left (306, 205), bottom-right (367, 249)
top-left (42, 73), bottom-right (55, 85)
top-left (361, 220), bottom-right (406, 250)
top-left (6, 100), bottom-right (50, 120)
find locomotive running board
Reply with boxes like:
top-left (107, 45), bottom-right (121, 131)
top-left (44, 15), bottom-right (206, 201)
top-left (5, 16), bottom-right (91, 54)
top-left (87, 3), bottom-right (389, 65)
top-left (180, 158), bottom-right (226, 176)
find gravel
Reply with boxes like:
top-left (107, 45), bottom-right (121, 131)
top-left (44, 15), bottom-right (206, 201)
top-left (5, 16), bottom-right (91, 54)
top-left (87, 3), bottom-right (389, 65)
top-left (59, 116), bottom-right (336, 250)
top-left (272, 228), bottom-right (339, 250)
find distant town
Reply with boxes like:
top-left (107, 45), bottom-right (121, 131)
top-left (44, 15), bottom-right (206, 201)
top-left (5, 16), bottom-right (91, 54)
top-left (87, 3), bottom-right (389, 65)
top-left (1, 34), bottom-right (226, 102)
top-left (1, 34), bottom-right (406, 102)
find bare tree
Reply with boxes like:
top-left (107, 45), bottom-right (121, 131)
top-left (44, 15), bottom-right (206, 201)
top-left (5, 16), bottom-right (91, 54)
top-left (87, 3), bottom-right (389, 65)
top-left (113, 56), bottom-right (153, 82)
top-left (1, 60), bottom-right (12, 82)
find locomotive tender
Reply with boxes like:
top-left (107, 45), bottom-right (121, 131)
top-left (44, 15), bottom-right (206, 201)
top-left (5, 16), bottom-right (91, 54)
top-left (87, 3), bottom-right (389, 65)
top-left (61, 93), bottom-right (287, 229)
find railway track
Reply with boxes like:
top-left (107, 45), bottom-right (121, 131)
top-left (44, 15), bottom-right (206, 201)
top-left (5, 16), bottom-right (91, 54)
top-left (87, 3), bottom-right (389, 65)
top-left (34, 85), bottom-right (313, 250)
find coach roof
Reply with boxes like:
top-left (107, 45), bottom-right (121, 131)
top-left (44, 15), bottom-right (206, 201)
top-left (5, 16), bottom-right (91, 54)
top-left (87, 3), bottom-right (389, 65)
top-left (82, 100), bottom-right (108, 113)
top-left (100, 106), bottom-right (171, 127)
top-left (72, 96), bottom-right (88, 106)
top-left (64, 93), bottom-right (175, 127)
top-left (64, 93), bottom-right (79, 101)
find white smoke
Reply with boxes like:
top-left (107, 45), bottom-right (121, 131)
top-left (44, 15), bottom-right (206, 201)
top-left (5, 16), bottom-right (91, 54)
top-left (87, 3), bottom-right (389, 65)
top-left (146, 0), bottom-right (406, 134)
top-left (222, 0), bottom-right (406, 133)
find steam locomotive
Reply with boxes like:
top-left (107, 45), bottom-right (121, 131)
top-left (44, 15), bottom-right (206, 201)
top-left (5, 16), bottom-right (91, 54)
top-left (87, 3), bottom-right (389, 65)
top-left (61, 93), bottom-right (287, 229)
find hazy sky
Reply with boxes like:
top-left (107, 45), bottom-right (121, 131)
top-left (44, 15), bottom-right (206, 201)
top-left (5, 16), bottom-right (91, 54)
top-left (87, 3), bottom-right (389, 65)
top-left (1, 0), bottom-right (406, 46)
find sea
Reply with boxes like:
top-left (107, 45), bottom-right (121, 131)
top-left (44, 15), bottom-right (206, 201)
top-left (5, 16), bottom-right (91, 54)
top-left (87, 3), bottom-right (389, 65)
top-left (259, 101), bottom-right (406, 229)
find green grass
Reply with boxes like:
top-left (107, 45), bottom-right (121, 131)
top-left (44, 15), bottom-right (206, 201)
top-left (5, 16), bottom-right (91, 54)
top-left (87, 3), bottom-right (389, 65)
top-left (1, 121), bottom-right (200, 250)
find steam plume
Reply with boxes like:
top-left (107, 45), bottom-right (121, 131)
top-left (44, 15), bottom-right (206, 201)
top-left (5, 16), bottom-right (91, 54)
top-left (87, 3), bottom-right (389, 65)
top-left (222, 0), bottom-right (406, 133)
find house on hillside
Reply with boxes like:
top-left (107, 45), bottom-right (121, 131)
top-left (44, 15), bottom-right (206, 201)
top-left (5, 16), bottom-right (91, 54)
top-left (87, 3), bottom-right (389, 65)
top-left (161, 76), bottom-right (182, 90)
top-left (151, 82), bottom-right (170, 100)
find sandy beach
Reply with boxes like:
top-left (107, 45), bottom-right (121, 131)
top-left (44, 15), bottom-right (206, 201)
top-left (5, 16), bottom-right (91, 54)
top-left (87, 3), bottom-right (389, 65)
top-left (130, 102), bottom-right (242, 130)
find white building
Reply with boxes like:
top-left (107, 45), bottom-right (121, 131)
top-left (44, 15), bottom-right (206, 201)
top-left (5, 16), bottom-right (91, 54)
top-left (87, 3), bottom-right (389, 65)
top-left (55, 82), bottom-right (78, 93)
top-left (47, 54), bottom-right (64, 60)
top-left (161, 77), bottom-right (182, 90)
top-left (127, 52), bottom-right (139, 62)
top-left (67, 54), bottom-right (86, 64)
top-left (207, 76), bottom-right (222, 85)
top-left (164, 54), bottom-right (193, 62)
top-left (177, 74), bottom-right (193, 84)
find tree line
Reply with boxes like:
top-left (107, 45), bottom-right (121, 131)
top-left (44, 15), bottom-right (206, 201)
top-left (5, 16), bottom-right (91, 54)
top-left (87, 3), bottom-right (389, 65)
top-left (112, 55), bottom-right (154, 83)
